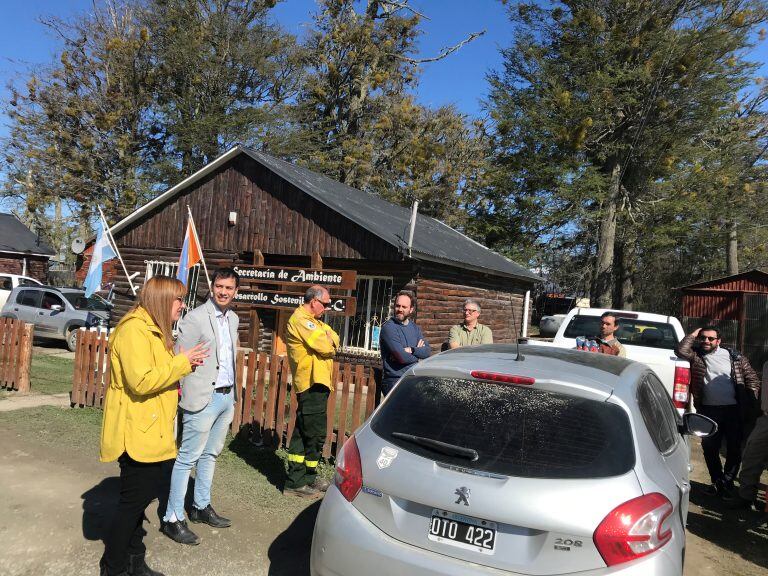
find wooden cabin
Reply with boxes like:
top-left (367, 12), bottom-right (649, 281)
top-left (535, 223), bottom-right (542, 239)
top-left (77, 146), bottom-right (540, 358)
top-left (0, 212), bottom-right (54, 282)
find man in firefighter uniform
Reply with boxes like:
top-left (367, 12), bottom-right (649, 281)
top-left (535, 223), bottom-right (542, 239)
top-left (284, 285), bottom-right (340, 497)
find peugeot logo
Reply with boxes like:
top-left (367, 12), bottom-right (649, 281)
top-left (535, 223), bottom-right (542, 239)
top-left (454, 486), bottom-right (470, 506)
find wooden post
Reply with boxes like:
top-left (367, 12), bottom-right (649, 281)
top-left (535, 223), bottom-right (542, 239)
top-left (248, 248), bottom-right (265, 350)
top-left (311, 251), bottom-right (323, 270)
top-left (14, 323), bottom-right (33, 393)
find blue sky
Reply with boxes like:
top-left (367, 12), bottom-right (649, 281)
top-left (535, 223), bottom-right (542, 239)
top-left (0, 0), bottom-right (511, 138)
top-left (1, 1), bottom-right (767, 133)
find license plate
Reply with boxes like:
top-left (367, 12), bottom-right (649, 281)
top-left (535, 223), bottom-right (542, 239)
top-left (427, 509), bottom-right (497, 555)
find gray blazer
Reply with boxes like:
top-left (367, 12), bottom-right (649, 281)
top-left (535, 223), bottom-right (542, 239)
top-left (176, 299), bottom-right (239, 412)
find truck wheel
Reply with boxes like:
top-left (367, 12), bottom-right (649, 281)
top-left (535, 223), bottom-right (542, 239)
top-left (66, 327), bottom-right (82, 352)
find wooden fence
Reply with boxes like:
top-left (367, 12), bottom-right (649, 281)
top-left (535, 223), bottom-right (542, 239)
top-left (72, 330), bottom-right (377, 459)
top-left (0, 318), bottom-right (34, 393)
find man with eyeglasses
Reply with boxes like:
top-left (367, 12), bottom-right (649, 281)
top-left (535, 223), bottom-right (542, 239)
top-left (676, 325), bottom-right (760, 497)
top-left (448, 298), bottom-right (493, 349)
top-left (284, 285), bottom-right (339, 498)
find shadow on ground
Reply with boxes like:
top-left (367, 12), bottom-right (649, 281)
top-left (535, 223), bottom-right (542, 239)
top-left (81, 476), bottom-right (120, 541)
top-left (228, 433), bottom-right (287, 491)
top-left (267, 500), bottom-right (321, 576)
top-left (688, 480), bottom-right (768, 569)
top-left (81, 471), bottom-right (196, 542)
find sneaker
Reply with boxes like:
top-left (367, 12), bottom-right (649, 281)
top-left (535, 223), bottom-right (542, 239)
top-left (284, 485), bottom-right (322, 499)
top-left (189, 504), bottom-right (231, 528)
top-left (160, 519), bottom-right (200, 546)
top-left (310, 477), bottom-right (331, 492)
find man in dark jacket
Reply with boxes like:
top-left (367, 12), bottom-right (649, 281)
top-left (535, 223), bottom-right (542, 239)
top-left (379, 290), bottom-right (431, 396)
top-left (675, 326), bottom-right (761, 496)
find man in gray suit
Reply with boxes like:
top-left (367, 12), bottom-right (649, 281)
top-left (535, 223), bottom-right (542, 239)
top-left (162, 267), bottom-right (240, 546)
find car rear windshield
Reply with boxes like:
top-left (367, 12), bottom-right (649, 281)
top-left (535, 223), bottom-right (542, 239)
top-left (563, 315), bottom-right (679, 350)
top-left (371, 376), bottom-right (635, 479)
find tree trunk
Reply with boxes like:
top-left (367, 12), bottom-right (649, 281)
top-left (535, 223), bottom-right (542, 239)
top-left (615, 223), bottom-right (636, 310)
top-left (726, 219), bottom-right (739, 275)
top-left (592, 161), bottom-right (621, 307)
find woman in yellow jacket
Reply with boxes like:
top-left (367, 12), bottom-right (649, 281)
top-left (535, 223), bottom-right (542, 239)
top-left (100, 277), bottom-right (207, 576)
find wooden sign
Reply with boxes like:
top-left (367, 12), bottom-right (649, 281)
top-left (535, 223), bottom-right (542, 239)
top-left (232, 265), bottom-right (357, 289)
top-left (234, 289), bottom-right (357, 316)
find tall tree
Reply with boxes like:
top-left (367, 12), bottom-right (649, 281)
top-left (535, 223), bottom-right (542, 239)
top-left (485, 0), bottom-right (768, 306)
top-left (281, 0), bottom-right (485, 223)
top-left (145, 0), bottom-right (301, 177)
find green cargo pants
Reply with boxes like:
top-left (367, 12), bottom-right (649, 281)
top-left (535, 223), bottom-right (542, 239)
top-left (286, 384), bottom-right (330, 489)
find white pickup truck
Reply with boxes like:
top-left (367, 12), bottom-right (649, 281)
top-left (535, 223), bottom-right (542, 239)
top-left (529, 307), bottom-right (691, 412)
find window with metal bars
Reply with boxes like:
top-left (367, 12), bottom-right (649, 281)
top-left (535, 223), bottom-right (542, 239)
top-left (326, 276), bottom-right (393, 352)
top-left (144, 260), bottom-right (201, 314)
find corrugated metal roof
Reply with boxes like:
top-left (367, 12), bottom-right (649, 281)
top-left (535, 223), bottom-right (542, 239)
top-left (240, 147), bottom-right (540, 282)
top-left (0, 213), bottom-right (55, 256)
top-left (108, 145), bottom-right (541, 282)
top-left (677, 269), bottom-right (768, 292)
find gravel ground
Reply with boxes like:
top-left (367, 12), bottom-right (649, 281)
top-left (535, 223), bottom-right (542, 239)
top-left (0, 405), bottom-right (765, 576)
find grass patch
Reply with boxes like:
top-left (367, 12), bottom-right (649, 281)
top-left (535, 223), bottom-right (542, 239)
top-left (0, 405), bottom-right (330, 518)
top-left (29, 354), bottom-right (74, 395)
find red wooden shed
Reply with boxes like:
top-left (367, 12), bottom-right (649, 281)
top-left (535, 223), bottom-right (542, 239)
top-left (679, 269), bottom-right (768, 371)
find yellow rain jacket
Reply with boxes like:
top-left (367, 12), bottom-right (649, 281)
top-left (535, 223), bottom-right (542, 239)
top-left (100, 306), bottom-right (192, 463)
top-left (286, 305), bottom-right (339, 393)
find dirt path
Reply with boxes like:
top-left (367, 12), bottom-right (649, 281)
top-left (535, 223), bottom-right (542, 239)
top-left (0, 411), bottom-right (766, 576)
top-left (0, 392), bottom-right (70, 412)
top-left (0, 419), bottom-right (318, 576)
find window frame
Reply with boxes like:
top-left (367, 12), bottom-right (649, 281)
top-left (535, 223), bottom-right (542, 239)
top-left (326, 275), bottom-right (393, 352)
top-left (636, 374), bottom-right (680, 455)
top-left (16, 289), bottom-right (42, 308)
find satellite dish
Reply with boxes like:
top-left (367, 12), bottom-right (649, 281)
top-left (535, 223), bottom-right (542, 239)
top-left (71, 237), bottom-right (86, 254)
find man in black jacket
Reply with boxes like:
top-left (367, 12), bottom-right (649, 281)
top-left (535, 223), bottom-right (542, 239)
top-left (675, 326), bottom-right (760, 496)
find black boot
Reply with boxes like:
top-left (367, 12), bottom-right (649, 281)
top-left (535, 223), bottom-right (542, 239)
top-left (100, 556), bottom-right (130, 576)
top-left (128, 554), bottom-right (165, 576)
top-left (160, 519), bottom-right (200, 545)
top-left (189, 504), bottom-right (231, 528)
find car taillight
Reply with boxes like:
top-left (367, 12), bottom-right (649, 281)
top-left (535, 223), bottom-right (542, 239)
top-left (334, 435), bottom-right (362, 502)
top-left (593, 493), bottom-right (673, 567)
top-left (470, 371), bottom-right (535, 385)
top-left (673, 366), bottom-right (690, 410)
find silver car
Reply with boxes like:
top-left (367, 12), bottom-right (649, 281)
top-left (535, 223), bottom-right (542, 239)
top-left (311, 344), bottom-right (716, 576)
top-left (1, 286), bottom-right (109, 351)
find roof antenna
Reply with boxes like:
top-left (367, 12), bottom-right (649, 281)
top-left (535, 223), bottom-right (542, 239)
top-left (510, 296), bottom-right (525, 361)
top-left (407, 200), bottom-right (419, 257)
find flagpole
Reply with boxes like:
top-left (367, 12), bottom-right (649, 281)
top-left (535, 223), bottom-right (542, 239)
top-left (187, 205), bottom-right (211, 290)
top-left (98, 206), bottom-right (137, 296)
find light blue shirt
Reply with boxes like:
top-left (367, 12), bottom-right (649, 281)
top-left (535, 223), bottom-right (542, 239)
top-left (214, 307), bottom-right (235, 389)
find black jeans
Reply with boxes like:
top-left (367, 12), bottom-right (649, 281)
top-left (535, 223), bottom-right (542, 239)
top-left (699, 404), bottom-right (743, 484)
top-left (102, 454), bottom-right (173, 575)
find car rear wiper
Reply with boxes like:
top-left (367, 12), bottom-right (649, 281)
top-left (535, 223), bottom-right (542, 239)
top-left (391, 432), bottom-right (479, 461)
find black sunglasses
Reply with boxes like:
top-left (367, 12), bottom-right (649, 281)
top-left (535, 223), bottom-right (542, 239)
top-left (697, 335), bottom-right (718, 341)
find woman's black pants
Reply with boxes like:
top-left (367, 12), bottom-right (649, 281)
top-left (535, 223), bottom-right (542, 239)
top-left (102, 453), bottom-right (172, 575)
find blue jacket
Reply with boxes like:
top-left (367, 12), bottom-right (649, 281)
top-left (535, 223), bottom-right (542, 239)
top-left (380, 318), bottom-right (431, 384)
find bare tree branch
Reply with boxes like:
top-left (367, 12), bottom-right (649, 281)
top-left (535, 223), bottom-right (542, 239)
top-left (388, 30), bottom-right (485, 64)
top-left (378, 0), bottom-right (428, 20)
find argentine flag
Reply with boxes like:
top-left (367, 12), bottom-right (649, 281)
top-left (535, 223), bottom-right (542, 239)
top-left (177, 219), bottom-right (202, 286)
top-left (84, 220), bottom-right (117, 297)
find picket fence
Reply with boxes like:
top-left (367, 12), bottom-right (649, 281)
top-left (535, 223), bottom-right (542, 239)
top-left (71, 329), bottom-right (376, 459)
top-left (0, 318), bottom-right (34, 392)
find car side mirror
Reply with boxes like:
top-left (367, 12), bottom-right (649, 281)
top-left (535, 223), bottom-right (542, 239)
top-left (679, 412), bottom-right (718, 438)
top-left (50, 304), bottom-right (63, 312)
